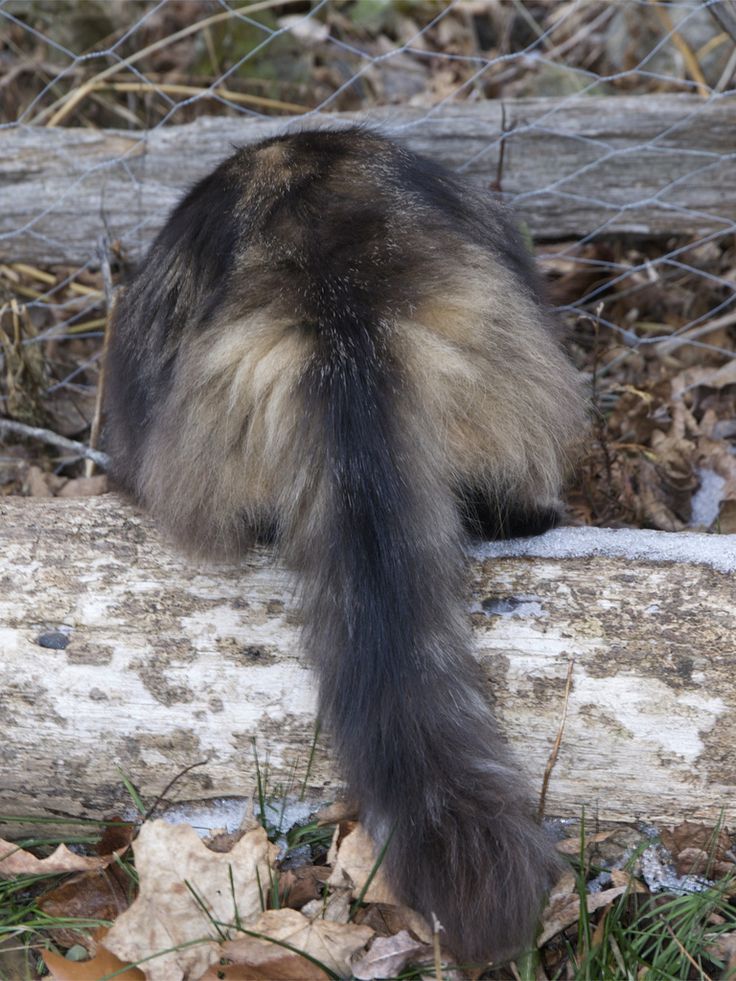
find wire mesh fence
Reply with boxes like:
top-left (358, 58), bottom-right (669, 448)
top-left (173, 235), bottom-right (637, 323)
top-left (0, 0), bottom-right (735, 528)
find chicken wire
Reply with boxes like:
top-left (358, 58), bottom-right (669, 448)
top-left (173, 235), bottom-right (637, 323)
top-left (0, 0), bottom-right (734, 422)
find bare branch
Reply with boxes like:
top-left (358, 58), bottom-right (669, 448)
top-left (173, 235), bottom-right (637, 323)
top-left (0, 417), bottom-right (110, 468)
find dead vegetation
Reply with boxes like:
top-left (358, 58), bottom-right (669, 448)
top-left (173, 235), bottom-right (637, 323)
top-left (3, 806), bottom-right (736, 981)
top-left (1, 3), bottom-right (734, 525)
top-left (3, 232), bottom-right (735, 535)
top-left (545, 234), bottom-right (736, 532)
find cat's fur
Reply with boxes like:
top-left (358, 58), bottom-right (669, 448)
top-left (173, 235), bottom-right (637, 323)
top-left (105, 127), bottom-right (585, 962)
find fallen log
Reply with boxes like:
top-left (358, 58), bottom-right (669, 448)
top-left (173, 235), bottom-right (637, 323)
top-left (0, 495), bottom-right (734, 826)
top-left (1, 94), bottom-right (734, 266)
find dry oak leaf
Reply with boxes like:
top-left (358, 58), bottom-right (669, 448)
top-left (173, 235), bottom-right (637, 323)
top-left (327, 824), bottom-right (397, 905)
top-left (660, 820), bottom-right (734, 877)
top-left (674, 362), bottom-right (736, 392)
top-left (706, 930), bottom-right (736, 974)
top-left (350, 929), bottom-right (432, 980)
top-left (556, 830), bottom-right (616, 856)
top-left (661, 821), bottom-right (732, 860)
top-left (609, 868), bottom-right (648, 892)
top-left (57, 475), bottom-right (108, 497)
top-left (353, 901), bottom-right (432, 944)
top-left (279, 865), bottom-right (331, 910)
top-left (43, 929), bottom-right (144, 981)
top-left (199, 951), bottom-right (328, 979)
top-left (209, 908), bottom-right (373, 979)
top-left (301, 888), bottom-right (352, 924)
top-left (717, 498), bottom-right (736, 533)
top-left (103, 820), bottom-right (277, 981)
top-left (315, 802), bottom-right (358, 825)
top-left (0, 935), bottom-right (35, 981)
top-left (0, 839), bottom-right (121, 877)
top-left (38, 867), bottom-right (131, 950)
top-left (538, 885), bottom-right (627, 947)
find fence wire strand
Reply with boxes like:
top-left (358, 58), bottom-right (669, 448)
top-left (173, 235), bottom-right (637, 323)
top-left (0, 0), bottom-right (734, 507)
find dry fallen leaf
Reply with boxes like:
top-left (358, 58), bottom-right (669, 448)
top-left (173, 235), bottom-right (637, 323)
top-left (327, 824), bottom-right (397, 905)
top-left (315, 802), bottom-right (357, 826)
top-left (672, 362), bottom-right (736, 391)
top-left (38, 868), bottom-right (131, 949)
top-left (43, 928), bottom-right (144, 981)
top-left (660, 820), bottom-right (734, 877)
top-left (351, 929), bottom-right (431, 980)
top-left (609, 868), bottom-right (647, 892)
top-left (353, 901), bottom-right (432, 944)
top-left (556, 830), bottom-right (616, 856)
top-left (57, 475), bottom-right (108, 497)
top-left (103, 820), bottom-right (277, 981)
top-left (0, 936), bottom-right (34, 981)
top-left (301, 888), bottom-right (352, 924)
top-left (0, 839), bottom-right (120, 877)
top-left (96, 817), bottom-right (136, 856)
top-left (638, 444), bottom-right (695, 531)
top-left (705, 930), bottom-right (736, 974)
top-left (24, 464), bottom-right (54, 497)
top-left (199, 951), bottom-right (329, 979)
top-left (538, 886), bottom-right (627, 947)
top-left (279, 865), bottom-right (331, 910)
top-left (661, 820), bottom-right (732, 859)
top-left (718, 498), bottom-right (736, 533)
top-left (214, 908), bottom-right (373, 979)
top-left (548, 870), bottom-right (577, 902)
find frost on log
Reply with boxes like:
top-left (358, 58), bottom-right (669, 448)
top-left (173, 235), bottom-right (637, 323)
top-left (1, 496), bottom-right (734, 824)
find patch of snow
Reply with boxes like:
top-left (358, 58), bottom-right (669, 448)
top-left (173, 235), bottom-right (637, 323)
top-left (152, 794), bottom-right (326, 856)
top-left (149, 795), bottom-right (325, 843)
top-left (689, 467), bottom-right (725, 528)
top-left (640, 842), bottom-right (711, 895)
top-left (156, 797), bottom-right (252, 835)
top-left (474, 525), bottom-right (736, 573)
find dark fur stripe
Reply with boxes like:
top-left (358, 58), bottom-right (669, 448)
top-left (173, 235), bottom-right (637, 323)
top-left (291, 294), bottom-right (560, 963)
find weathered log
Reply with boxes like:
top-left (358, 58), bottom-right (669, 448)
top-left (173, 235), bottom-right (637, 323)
top-left (1, 495), bottom-right (734, 826)
top-left (1, 95), bottom-right (734, 266)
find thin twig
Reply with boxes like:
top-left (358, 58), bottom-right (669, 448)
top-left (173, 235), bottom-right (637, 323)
top-left (538, 657), bottom-right (575, 822)
top-left (99, 80), bottom-right (309, 115)
top-left (659, 917), bottom-right (713, 981)
top-left (654, 2), bottom-right (710, 97)
top-left (655, 308), bottom-right (736, 355)
top-left (142, 760), bottom-right (210, 823)
top-left (704, 0), bottom-right (736, 45)
top-left (715, 42), bottom-right (736, 92)
top-left (542, 4), bottom-right (616, 64)
top-left (84, 240), bottom-right (114, 478)
top-left (36, 0), bottom-right (297, 126)
top-left (0, 418), bottom-right (110, 468)
top-left (431, 914), bottom-right (444, 981)
top-left (8, 263), bottom-right (100, 297)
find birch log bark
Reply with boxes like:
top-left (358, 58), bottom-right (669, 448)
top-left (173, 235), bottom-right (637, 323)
top-left (1, 496), bottom-right (733, 825)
